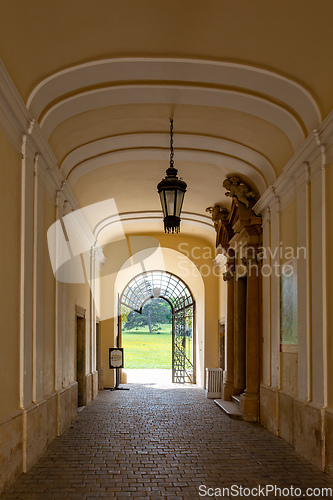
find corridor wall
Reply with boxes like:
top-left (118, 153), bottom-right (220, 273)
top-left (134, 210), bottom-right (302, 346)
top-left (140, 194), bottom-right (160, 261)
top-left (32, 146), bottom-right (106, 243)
top-left (256, 114), bottom-right (333, 474)
top-left (0, 93), bottom-right (100, 495)
top-left (0, 128), bottom-right (22, 492)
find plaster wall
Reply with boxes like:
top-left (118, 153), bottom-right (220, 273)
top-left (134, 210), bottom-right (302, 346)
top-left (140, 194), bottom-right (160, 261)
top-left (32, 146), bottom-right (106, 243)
top-left (0, 128), bottom-right (21, 418)
top-left (0, 128), bottom-right (101, 493)
top-left (0, 130), bottom-right (23, 493)
top-left (43, 194), bottom-right (56, 396)
top-left (279, 198), bottom-right (297, 265)
top-left (326, 163), bottom-right (333, 410)
top-left (325, 162), bottom-right (333, 474)
top-left (219, 275), bottom-right (226, 323)
top-left (259, 159), bottom-right (331, 471)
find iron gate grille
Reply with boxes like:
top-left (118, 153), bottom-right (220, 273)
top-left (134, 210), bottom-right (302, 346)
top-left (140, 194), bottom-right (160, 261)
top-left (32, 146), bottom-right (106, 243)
top-left (121, 270), bottom-right (195, 385)
top-left (172, 301), bottom-right (195, 384)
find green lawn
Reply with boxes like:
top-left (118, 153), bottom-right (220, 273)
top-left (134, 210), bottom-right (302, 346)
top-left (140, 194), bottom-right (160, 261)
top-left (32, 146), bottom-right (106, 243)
top-left (122, 324), bottom-right (172, 368)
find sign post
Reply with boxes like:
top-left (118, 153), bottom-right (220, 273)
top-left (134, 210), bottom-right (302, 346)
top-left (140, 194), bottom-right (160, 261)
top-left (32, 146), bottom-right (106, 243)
top-left (108, 347), bottom-right (129, 391)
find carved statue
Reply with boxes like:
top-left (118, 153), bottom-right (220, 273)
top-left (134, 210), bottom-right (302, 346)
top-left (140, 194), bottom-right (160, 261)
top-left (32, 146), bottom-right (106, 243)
top-left (206, 204), bottom-right (229, 230)
top-left (222, 176), bottom-right (256, 208)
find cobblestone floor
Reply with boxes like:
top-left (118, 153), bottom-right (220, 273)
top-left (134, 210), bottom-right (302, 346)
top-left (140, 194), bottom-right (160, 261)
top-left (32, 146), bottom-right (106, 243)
top-left (2, 382), bottom-right (333, 499)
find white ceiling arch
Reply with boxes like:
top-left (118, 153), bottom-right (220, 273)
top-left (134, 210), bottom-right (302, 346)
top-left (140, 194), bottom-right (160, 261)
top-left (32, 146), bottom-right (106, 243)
top-left (40, 84), bottom-right (306, 150)
top-left (67, 147), bottom-right (267, 195)
top-left (61, 133), bottom-right (276, 187)
top-left (27, 58), bottom-right (321, 134)
top-left (94, 211), bottom-right (215, 245)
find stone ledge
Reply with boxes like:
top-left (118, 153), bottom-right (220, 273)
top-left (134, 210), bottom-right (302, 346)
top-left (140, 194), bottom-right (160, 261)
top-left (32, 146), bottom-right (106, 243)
top-left (214, 399), bottom-right (242, 420)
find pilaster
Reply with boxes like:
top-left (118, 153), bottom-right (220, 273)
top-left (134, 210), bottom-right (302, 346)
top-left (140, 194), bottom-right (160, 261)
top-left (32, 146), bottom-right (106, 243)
top-left (239, 254), bottom-right (261, 422)
top-left (261, 207), bottom-right (271, 387)
top-left (309, 140), bottom-right (327, 408)
top-left (294, 162), bottom-right (311, 402)
top-left (32, 154), bottom-right (45, 404)
top-left (269, 195), bottom-right (281, 390)
top-left (20, 130), bottom-right (35, 409)
top-left (221, 255), bottom-right (235, 401)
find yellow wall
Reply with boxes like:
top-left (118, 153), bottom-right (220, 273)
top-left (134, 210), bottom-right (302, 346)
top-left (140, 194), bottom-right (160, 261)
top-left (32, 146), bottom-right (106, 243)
top-left (280, 352), bottom-right (298, 396)
top-left (219, 274), bottom-right (226, 323)
top-left (0, 129), bottom-right (21, 417)
top-left (43, 194), bottom-right (56, 396)
top-left (279, 198), bottom-right (297, 266)
top-left (326, 162), bottom-right (333, 408)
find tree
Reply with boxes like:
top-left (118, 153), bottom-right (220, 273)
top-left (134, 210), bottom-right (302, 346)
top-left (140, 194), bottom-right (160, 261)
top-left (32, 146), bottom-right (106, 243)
top-left (121, 306), bottom-right (130, 324)
top-left (123, 299), bottom-right (172, 333)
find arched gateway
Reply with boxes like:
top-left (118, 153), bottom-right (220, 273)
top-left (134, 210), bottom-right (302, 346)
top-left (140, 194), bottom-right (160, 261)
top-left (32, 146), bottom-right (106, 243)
top-left (120, 270), bottom-right (195, 384)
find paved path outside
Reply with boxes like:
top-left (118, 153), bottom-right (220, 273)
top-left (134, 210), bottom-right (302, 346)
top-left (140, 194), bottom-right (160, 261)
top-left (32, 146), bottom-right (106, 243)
top-left (2, 383), bottom-right (333, 499)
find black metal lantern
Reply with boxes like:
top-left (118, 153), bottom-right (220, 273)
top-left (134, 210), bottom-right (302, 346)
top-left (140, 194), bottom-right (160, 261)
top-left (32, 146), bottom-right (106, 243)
top-left (157, 118), bottom-right (187, 233)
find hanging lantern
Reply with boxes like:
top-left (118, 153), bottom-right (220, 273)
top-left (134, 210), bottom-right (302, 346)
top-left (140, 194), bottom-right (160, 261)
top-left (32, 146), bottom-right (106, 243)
top-left (157, 118), bottom-right (187, 233)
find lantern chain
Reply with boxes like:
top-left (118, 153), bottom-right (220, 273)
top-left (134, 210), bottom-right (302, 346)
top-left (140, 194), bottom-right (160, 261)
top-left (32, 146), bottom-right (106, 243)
top-left (170, 117), bottom-right (174, 168)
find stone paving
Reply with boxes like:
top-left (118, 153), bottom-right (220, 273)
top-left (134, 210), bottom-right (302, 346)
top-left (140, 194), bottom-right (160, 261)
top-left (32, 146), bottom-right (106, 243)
top-left (2, 382), bottom-right (333, 499)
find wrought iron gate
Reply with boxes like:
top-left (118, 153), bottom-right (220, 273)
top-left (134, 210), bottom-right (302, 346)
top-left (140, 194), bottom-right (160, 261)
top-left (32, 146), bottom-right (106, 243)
top-left (120, 270), bottom-right (196, 385)
top-left (172, 300), bottom-right (195, 384)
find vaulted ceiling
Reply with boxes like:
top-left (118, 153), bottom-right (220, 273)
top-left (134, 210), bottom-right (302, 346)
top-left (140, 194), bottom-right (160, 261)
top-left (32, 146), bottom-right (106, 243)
top-left (1, 0), bottom-right (332, 244)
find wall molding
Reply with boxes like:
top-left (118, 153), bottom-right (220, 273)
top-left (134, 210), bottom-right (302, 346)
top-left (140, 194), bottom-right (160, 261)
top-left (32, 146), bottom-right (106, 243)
top-left (0, 408), bottom-right (24, 427)
top-left (0, 60), bottom-right (78, 210)
top-left (76, 305), bottom-right (86, 318)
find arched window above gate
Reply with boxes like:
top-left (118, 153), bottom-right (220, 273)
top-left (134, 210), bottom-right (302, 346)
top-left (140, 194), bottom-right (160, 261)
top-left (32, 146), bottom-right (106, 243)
top-left (121, 270), bottom-right (193, 313)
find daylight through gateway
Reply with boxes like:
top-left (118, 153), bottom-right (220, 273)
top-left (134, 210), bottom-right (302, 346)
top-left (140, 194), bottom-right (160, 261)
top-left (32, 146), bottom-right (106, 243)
top-left (120, 270), bottom-right (195, 383)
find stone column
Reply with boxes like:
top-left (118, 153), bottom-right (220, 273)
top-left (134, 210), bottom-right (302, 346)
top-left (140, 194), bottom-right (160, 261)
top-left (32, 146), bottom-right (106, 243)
top-left (221, 253), bottom-right (235, 401)
top-left (239, 255), bottom-right (260, 421)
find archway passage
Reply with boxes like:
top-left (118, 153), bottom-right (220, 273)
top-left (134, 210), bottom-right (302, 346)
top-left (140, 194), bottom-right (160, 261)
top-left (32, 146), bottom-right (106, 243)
top-left (120, 270), bottom-right (195, 384)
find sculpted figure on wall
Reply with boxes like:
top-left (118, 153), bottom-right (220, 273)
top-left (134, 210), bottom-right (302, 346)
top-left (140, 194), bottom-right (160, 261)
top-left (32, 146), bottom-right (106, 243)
top-left (222, 176), bottom-right (256, 208)
top-left (206, 204), bottom-right (229, 231)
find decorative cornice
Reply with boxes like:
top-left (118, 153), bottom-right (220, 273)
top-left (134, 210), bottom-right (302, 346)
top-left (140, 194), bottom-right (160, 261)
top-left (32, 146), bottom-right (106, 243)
top-left (254, 109), bottom-right (333, 215)
top-left (253, 187), bottom-right (277, 215)
top-left (0, 59), bottom-right (31, 151)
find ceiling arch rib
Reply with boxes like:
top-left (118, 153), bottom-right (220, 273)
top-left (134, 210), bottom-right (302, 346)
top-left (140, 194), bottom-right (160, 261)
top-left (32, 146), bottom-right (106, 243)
top-left (67, 147), bottom-right (267, 195)
top-left (61, 133), bottom-right (276, 187)
top-left (40, 84), bottom-right (305, 150)
top-left (27, 58), bottom-right (321, 133)
top-left (95, 211), bottom-right (215, 246)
